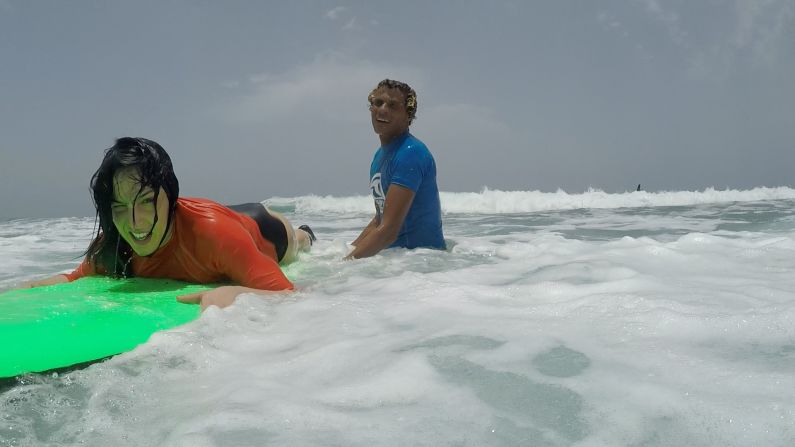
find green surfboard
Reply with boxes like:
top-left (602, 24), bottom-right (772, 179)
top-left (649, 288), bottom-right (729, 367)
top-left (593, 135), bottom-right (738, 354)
top-left (0, 277), bottom-right (212, 378)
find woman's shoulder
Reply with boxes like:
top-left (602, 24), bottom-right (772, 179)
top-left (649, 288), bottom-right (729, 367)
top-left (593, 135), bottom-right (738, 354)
top-left (177, 197), bottom-right (236, 220)
top-left (177, 197), bottom-right (224, 212)
top-left (174, 201), bottom-right (260, 264)
top-left (175, 198), bottom-right (239, 235)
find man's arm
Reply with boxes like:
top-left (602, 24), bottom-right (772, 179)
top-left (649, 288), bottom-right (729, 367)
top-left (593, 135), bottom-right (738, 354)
top-left (351, 214), bottom-right (379, 247)
top-left (346, 184), bottom-right (415, 259)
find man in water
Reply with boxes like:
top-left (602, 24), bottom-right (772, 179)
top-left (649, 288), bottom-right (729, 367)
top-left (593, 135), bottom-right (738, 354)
top-left (346, 79), bottom-right (445, 259)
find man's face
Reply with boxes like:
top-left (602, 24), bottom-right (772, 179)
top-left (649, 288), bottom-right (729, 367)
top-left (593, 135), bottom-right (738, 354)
top-left (369, 87), bottom-right (410, 144)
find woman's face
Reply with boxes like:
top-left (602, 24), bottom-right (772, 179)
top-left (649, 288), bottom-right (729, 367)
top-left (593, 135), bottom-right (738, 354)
top-left (111, 167), bottom-right (172, 256)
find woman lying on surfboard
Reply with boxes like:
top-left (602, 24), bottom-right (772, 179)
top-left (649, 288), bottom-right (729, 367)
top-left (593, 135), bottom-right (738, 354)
top-left (22, 137), bottom-right (315, 309)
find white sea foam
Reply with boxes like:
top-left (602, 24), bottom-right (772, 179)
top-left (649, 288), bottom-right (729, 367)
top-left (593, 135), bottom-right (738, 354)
top-left (0, 218), bottom-right (94, 289)
top-left (266, 186), bottom-right (795, 215)
top-left (2, 191), bottom-right (795, 446)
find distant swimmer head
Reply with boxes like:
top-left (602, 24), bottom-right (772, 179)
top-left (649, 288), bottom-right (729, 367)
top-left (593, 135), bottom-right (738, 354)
top-left (87, 138), bottom-right (180, 273)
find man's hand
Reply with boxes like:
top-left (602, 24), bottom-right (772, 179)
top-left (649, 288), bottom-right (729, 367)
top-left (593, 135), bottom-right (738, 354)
top-left (346, 184), bottom-right (415, 259)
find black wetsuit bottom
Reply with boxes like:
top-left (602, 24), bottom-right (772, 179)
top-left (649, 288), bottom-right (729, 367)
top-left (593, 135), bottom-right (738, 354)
top-left (227, 203), bottom-right (288, 262)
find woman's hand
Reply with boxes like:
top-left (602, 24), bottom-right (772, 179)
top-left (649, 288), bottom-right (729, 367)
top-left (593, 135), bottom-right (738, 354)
top-left (176, 285), bottom-right (285, 311)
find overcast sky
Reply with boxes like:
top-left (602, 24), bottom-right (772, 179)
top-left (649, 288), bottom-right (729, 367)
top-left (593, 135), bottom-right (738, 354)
top-left (1, 0), bottom-right (793, 219)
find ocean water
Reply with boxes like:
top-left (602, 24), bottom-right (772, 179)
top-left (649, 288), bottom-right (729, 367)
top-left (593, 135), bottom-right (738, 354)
top-left (1, 187), bottom-right (795, 446)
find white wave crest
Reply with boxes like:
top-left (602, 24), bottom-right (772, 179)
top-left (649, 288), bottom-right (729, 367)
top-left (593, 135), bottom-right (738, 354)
top-left (264, 186), bottom-right (795, 215)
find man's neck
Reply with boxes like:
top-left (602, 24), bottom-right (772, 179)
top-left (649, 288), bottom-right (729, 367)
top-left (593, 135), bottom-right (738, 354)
top-left (379, 130), bottom-right (409, 147)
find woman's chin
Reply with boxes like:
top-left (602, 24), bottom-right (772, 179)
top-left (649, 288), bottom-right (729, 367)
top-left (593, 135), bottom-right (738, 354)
top-left (126, 236), bottom-right (157, 256)
top-left (132, 248), bottom-right (156, 256)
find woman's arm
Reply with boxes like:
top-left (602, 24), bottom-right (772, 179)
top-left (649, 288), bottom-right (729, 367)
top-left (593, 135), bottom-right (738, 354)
top-left (17, 274), bottom-right (69, 289)
top-left (176, 285), bottom-right (290, 310)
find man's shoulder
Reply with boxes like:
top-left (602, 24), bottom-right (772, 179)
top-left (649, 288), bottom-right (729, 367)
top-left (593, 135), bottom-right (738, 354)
top-left (395, 134), bottom-right (434, 165)
top-left (401, 133), bottom-right (429, 151)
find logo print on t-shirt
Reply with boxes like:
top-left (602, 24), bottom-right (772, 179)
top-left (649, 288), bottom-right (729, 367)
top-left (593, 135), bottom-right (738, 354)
top-left (370, 173), bottom-right (385, 218)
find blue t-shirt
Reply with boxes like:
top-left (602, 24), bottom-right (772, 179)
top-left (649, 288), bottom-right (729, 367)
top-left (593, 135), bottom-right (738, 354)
top-left (369, 132), bottom-right (445, 249)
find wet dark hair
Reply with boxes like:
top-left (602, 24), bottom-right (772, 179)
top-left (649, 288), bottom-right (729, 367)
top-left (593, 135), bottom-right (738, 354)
top-left (369, 79), bottom-right (418, 124)
top-left (85, 137), bottom-right (179, 277)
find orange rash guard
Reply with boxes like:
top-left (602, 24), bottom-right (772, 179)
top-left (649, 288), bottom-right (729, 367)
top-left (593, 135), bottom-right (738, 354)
top-left (65, 198), bottom-right (294, 291)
